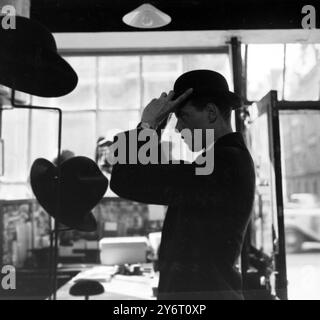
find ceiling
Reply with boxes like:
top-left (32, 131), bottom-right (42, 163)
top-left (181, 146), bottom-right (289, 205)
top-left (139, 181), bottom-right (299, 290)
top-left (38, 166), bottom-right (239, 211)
top-left (30, 0), bottom-right (317, 33)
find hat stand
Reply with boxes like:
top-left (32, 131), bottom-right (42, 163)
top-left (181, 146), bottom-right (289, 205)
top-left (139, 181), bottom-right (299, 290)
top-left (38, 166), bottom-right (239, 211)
top-left (10, 89), bottom-right (63, 300)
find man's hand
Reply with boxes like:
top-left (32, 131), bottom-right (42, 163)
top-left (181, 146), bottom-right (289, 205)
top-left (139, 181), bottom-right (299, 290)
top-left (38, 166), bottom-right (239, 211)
top-left (141, 88), bottom-right (193, 129)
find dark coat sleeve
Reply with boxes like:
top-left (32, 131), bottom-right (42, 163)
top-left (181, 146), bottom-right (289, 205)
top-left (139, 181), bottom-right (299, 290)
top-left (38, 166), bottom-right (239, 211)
top-left (110, 129), bottom-right (234, 207)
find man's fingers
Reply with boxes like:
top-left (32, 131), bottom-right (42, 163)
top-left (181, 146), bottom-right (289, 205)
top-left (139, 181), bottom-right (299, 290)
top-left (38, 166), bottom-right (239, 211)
top-left (160, 88), bottom-right (193, 116)
top-left (167, 90), bottom-right (175, 100)
top-left (172, 88), bottom-right (193, 106)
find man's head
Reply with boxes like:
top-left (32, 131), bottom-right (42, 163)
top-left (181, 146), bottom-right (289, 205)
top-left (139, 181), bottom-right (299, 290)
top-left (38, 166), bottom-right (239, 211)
top-left (173, 70), bottom-right (242, 151)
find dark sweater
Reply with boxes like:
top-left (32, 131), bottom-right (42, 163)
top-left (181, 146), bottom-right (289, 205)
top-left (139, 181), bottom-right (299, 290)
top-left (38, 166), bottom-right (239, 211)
top-left (110, 130), bottom-right (256, 300)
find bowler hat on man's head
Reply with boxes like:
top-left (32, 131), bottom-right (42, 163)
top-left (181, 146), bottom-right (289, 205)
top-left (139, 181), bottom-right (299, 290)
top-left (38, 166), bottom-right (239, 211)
top-left (173, 70), bottom-right (242, 109)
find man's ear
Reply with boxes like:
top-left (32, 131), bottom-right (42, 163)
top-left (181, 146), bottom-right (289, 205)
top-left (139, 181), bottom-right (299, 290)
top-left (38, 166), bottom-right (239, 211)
top-left (206, 103), bottom-right (218, 123)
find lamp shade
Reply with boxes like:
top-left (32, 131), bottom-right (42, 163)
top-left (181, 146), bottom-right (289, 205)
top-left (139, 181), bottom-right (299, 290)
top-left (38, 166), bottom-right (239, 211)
top-left (122, 3), bottom-right (171, 29)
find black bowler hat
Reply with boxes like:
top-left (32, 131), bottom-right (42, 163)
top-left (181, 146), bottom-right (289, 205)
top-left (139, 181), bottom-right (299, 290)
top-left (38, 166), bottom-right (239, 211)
top-left (0, 15), bottom-right (78, 97)
top-left (173, 70), bottom-right (242, 109)
top-left (30, 157), bottom-right (108, 232)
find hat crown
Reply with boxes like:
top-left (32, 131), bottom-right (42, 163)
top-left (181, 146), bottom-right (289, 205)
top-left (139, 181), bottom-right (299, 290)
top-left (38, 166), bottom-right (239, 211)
top-left (30, 156), bottom-right (108, 231)
top-left (173, 69), bottom-right (242, 109)
top-left (174, 69), bottom-right (230, 96)
top-left (0, 15), bottom-right (78, 97)
top-left (0, 15), bottom-right (57, 54)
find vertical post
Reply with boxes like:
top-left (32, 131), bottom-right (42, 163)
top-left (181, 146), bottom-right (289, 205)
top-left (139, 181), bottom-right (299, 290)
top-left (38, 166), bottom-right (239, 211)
top-left (10, 90), bottom-right (63, 300)
top-left (230, 37), bottom-right (246, 133)
top-left (0, 201), bottom-right (3, 268)
top-left (230, 36), bottom-right (251, 292)
top-left (270, 91), bottom-right (288, 300)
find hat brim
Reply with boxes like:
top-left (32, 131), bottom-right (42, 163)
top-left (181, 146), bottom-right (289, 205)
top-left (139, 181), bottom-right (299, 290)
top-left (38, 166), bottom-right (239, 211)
top-left (0, 15), bottom-right (78, 97)
top-left (174, 90), bottom-right (242, 110)
top-left (0, 51), bottom-right (78, 98)
top-left (60, 211), bottom-right (97, 233)
top-left (30, 158), bottom-right (106, 232)
top-left (212, 91), bottom-right (243, 110)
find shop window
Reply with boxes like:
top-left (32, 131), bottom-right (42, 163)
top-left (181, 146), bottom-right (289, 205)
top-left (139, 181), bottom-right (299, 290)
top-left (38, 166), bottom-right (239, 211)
top-left (247, 44), bottom-right (284, 101)
top-left (2, 52), bottom-right (231, 185)
top-left (33, 57), bottom-right (97, 110)
top-left (98, 56), bottom-right (140, 110)
top-left (1, 109), bottom-right (30, 182)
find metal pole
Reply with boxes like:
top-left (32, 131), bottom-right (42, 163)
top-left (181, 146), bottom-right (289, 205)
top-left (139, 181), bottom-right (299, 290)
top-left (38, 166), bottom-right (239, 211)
top-left (230, 37), bottom-right (246, 133)
top-left (11, 89), bottom-right (62, 300)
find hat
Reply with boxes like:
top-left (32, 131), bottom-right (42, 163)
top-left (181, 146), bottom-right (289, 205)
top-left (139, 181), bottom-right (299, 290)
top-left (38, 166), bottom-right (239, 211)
top-left (173, 70), bottom-right (242, 109)
top-left (0, 15), bottom-right (78, 97)
top-left (30, 156), bottom-right (109, 232)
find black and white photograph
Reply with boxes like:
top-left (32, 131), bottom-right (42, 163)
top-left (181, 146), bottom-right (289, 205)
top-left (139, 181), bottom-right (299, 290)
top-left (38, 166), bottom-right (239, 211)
top-left (0, 0), bottom-right (319, 303)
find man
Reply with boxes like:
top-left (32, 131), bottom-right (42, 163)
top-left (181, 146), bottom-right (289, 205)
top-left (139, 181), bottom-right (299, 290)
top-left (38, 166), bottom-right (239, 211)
top-left (110, 70), bottom-right (256, 300)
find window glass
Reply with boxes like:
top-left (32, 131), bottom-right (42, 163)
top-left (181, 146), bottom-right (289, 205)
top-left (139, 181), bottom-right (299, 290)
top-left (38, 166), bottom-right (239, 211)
top-left (32, 57), bottom-right (97, 110)
top-left (1, 109), bottom-right (29, 181)
top-left (247, 44), bottom-right (284, 101)
top-left (182, 54), bottom-right (233, 89)
top-left (142, 55), bottom-right (182, 106)
top-left (6, 52), bottom-right (232, 183)
top-left (98, 56), bottom-right (140, 110)
top-left (62, 111), bottom-right (96, 158)
top-left (284, 44), bottom-right (320, 100)
top-left (97, 110), bottom-right (141, 141)
top-left (30, 110), bottom-right (59, 164)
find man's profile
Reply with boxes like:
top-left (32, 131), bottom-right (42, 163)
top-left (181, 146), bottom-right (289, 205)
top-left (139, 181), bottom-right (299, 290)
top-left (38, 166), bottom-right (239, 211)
top-left (110, 70), bottom-right (256, 300)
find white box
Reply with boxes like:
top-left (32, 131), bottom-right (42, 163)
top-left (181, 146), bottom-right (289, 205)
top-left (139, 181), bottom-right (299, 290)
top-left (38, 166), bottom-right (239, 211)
top-left (99, 237), bottom-right (149, 265)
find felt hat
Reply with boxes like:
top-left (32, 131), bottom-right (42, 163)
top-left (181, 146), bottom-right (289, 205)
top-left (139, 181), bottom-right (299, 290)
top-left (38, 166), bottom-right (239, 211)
top-left (30, 156), bottom-right (108, 232)
top-left (173, 69), bottom-right (242, 109)
top-left (0, 15), bottom-right (78, 97)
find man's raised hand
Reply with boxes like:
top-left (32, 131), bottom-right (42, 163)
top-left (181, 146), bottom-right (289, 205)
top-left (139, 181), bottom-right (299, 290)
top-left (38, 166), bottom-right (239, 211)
top-left (141, 88), bottom-right (193, 129)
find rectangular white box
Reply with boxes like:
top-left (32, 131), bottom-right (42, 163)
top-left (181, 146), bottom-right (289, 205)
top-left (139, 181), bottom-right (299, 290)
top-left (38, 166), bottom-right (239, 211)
top-left (99, 237), bottom-right (149, 265)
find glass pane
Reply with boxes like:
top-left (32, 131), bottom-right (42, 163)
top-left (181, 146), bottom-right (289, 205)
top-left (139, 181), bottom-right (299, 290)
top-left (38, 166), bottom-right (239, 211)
top-left (98, 56), bottom-right (140, 110)
top-left (97, 110), bottom-right (140, 141)
top-left (62, 111), bottom-right (96, 158)
top-left (280, 110), bottom-right (320, 300)
top-left (247, 105), bottom-right (278, 257)
top-left (247, 44), bottom-right (284, 101)
top-left (32, 57), bottom-right (97, 110)
top-left (142, 55), bottom-right (182, 106)
top-left (1, 109), bottom-right (29, 182)
top-left (142, 54), bottom-right (232, 107)
top-left (284, 44), bottom-right (320, 101)
top-left (30, 110), bottom-right (59, 164)
top-left (182, 54), bottom-right (233, 89)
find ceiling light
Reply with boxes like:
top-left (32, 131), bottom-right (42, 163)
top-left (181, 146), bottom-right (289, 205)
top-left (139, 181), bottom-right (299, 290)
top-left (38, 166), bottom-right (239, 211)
top-left (122, 3), bottom-right (171, 29)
